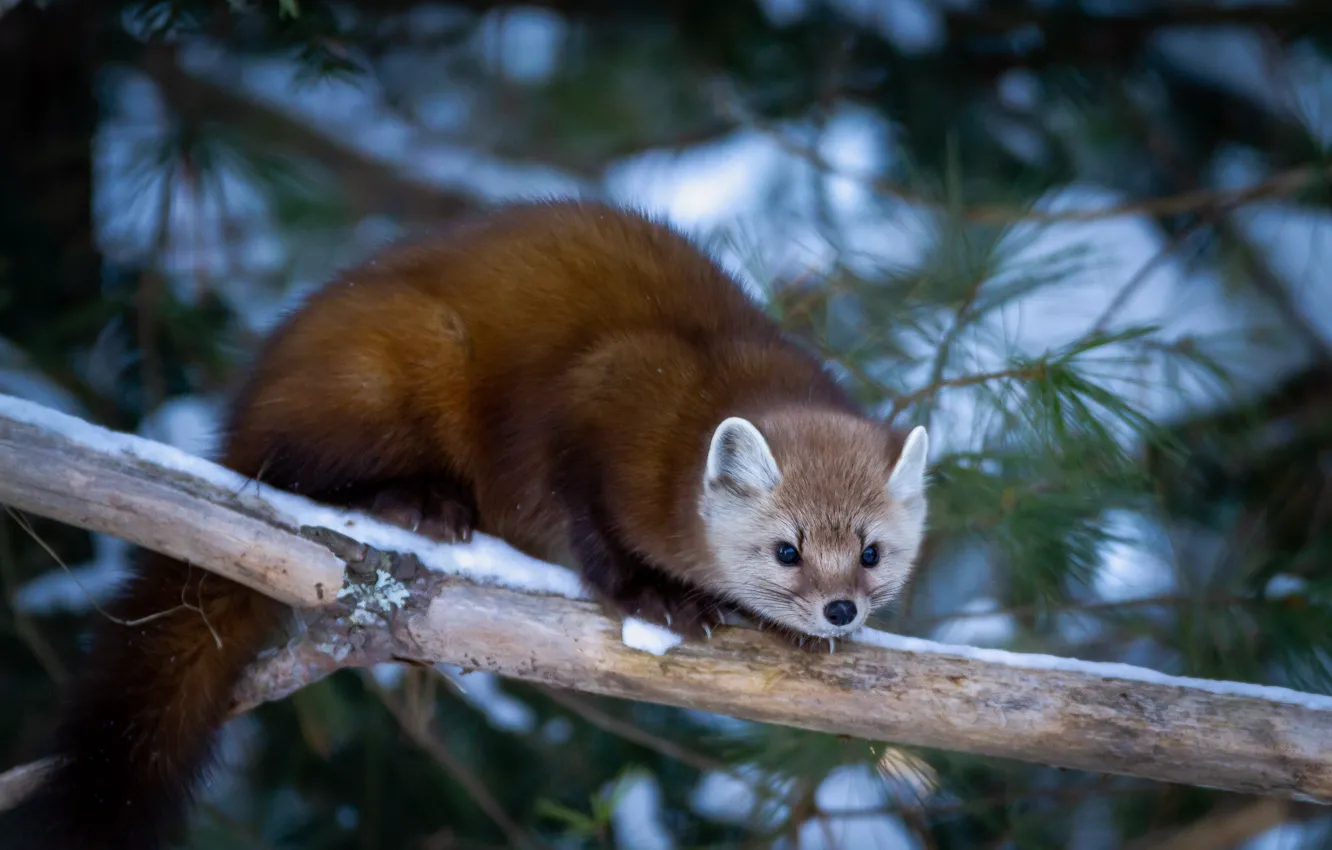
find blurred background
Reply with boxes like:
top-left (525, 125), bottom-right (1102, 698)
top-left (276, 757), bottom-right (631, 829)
top-left (1, 0), bottom-right (1331, 847)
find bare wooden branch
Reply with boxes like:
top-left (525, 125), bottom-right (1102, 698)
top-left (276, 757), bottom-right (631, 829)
top-left (0, 401), bottom-right (345, 607)
top-left (3, 393), bottom-right (1332, 809)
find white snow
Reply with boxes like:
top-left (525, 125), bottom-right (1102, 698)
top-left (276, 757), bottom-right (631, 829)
top-left (198, 715), bottom-right (264, 806)
top-left (540, 715), bottom-right (574, 745)
top-left (786, 810), bottom-right (917, 850)
top-left (927, 597), bottom-right (1017, 648)
top-left (1266, 574), bottom-right (1308, 600)
top-left (0, 369), bottom-right (84, 418)
top-left (690, 765), bottom-right (795, 831)
top-left (137, 395), bottom-right (222, 460)
top-left (814, 764), bottom-right (891, 814)
top-left (683, 709), bottom-right (755, 736)
top-left (852, 627), bottom-right (1332, 712)
top-left (1090, 511), bottom-right (1178, 604)
top-left (0, 392), bottom-right (588, 602)
top-left (607, 769), bottom-right (675, 850)
top-left (13, 533), bottom-right (131, 614)
top-left (693, 762), bottom-right (924, 848)
top-left (370, 662), bottom-right (406, 688)
top-left (621, 617), bottom-right (684, 656)
top-left (436, 666), bottom-right (537, 734)
top-left (472, 6), bottom-right (566, 83)
top-left (1240, 819), bottom-right (1332, 850)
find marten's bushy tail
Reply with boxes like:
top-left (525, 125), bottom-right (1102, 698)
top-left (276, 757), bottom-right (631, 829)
top-left (4, 549), bottom-right (283, 850)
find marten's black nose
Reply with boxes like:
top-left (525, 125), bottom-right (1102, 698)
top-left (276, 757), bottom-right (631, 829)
top-left (823, 599), bottom-right (857, 627)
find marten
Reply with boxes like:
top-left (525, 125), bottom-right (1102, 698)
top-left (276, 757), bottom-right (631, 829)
top-left (5, 200), bottom-right (930, 850)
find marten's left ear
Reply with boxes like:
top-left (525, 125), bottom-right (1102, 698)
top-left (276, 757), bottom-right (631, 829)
top-left (886, 426), bottom-right (929, 503)
top-left (705, 416), bottom-right (782, 496)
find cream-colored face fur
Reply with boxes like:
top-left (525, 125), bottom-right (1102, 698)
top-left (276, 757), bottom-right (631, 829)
top-left (698, 411), bottom-right (929, 639)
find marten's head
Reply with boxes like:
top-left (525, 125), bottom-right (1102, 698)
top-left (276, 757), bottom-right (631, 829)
top-left (698, 410), bottom-right (929, 639)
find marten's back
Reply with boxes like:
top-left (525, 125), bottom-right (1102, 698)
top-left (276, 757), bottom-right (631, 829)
top-left (348, 199), bottom-right (777, 371)
top-left (224, 200), bottom-right (817, 561)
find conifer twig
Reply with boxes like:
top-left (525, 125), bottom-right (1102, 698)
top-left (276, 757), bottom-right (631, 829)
top-left (536, 686), bottom-right (726, 774)
top-left (716, 85), bottom-right (1332, 226)
top-left (888, 365), bottom-right (1045, 418)
top-left (139, 46), bottom-right (476, 226)
top-left (369, 674), bottom-right (546, 850)
top-left (0, 519), bottom-right (68, 685)
top-left (1125, 798), bottom-right (1296, 850)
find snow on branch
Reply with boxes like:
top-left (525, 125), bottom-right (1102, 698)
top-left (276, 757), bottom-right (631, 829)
top-left (2, 392), bottom-right (1332, 808)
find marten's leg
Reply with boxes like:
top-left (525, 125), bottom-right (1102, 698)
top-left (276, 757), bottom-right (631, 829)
top-left (220, 278), bottom-right (480, 541)
top-left (566, 507), bottom-right (731, 639)
top-left (554, 442), bottom-right (731, 638)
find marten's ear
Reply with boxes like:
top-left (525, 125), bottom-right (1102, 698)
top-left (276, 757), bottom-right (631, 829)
top-left (886, 425), bottom-right (929, 503)
top-left (705, 417), bottom-right (781, 496)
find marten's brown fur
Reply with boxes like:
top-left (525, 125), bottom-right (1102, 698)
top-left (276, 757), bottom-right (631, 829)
top-left (7, 200), bottom-right (929, 850)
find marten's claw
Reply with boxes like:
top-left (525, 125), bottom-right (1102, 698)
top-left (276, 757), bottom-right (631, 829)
top-left (416, 499), bottom-right (476, 544)
top-left (617, 583), bottom-right (731, 642)
top-left (356, 486), bottom-right (477, 544)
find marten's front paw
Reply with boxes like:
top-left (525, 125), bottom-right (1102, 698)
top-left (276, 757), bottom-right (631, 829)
top-left (615, 584), bottom-right (730, 641)
top-left (358, 487), bottom-right (476, 544)
top-left (415, 496), bottom-right (476, 544)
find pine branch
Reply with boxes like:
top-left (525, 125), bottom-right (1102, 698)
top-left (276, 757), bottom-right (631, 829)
top-left (536, 686), bottom-right (727, 774)
top-left (3, 393), bottom-right (1332, 810)
top-left (887, 364), bottom-right (1044, 419)
top-left (717, 86), bottom-right (1332, 225)
top-left (139, 46), bottom-right (476, 226)
top-left (368, 674), bottom-right (547, 850)
top-left (1124, 798), bottom-right (1299, 850)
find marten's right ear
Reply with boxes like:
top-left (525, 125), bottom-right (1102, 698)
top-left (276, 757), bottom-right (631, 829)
top-left (705, 417), bottom-right (782, 496)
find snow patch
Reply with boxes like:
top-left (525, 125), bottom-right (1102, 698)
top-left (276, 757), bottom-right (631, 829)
top-left (370, 662), bottom-right (406, 688)
top-left (137, 395), bottom-right (221, 458)
top-left (852, 627), bottom-right (1332, 712)
top-left (621, 617), bottom-right (684, 656)
top-left (608, 769), bottom-right (674, 850)
top-left (814, 763), bottom-right (890, 813)
top-left (779, 763), bottom-right (923, 849)
top-left (14, 533), bottom-right (131, 615)
top-left (437, 666), bottom-right (537, 734)
top-left (0, 393), bottom-right (587, 600)
top-left (540, 716), bottom-right (574, 745)
top-left (1266, 574), bottom-right (1308, 600)
top-left (690, 765), bottom-right (795, 830)
top-left (1091, 511), bottom-right (1177, 604)
top-left (683, 709), bottom-right (754, 736)
top-left (928, 597), bottom-right (1016, 647)
top-left (786, 811), bottom-right (916, 850)
top-left (0, 368), bottom-right (84, 417)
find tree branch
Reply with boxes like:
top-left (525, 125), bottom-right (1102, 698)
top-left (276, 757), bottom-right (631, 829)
top-left (139, 46), bottom-right (476, 227)
top-left (2, 393), bottom-right (1332, 810)
top-left (716, 84), bottom-right (1332, 225)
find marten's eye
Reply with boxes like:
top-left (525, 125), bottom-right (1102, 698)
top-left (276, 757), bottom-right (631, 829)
top-left (860, 545), bottom-right (880, 568)
top-left (774, 542), bottom-right (801, 566)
